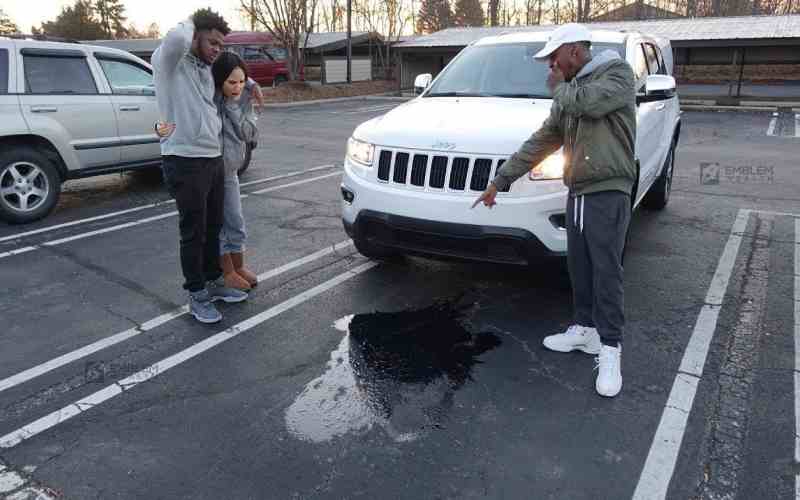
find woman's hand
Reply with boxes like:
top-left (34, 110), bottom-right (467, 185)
top-left (155, 122), bottom-right (176, 138)
top-left (250, 84), bottom-right (264, 109)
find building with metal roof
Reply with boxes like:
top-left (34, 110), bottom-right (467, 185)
top-left (395, 14), bottom-right (800, 98)
top-left (84, 32), bottom-right (386, 82)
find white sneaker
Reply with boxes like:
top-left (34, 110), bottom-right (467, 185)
top-left (542, 325), bottom-right (601, 355)
top-left (595, 344), bottom-right (622, 397)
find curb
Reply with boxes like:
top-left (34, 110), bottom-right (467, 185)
top-left (740, 100), bottom-right (800, 108)
top-left (681, 104), bottom-right (778, 112)
top-left (263, 93), bottom-right (410, 109)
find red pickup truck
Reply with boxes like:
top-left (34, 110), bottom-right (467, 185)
top-left (224, 32), bottom-right (292, 87)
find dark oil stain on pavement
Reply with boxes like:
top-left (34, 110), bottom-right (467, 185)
top-left (285, 300), bottom-right (501, 443)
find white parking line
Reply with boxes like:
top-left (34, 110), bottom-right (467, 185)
top-left (0, 165), bottom-right (337, 245)
top-left (633, 209), bottom-right (750, 500)
top-left (0, 172), bottom-right (341, 261)
top-left (754, 210), bottom-right (800, 218)
top-left (794, 219), bottom-right (800, 500)
top-left (250, 171), bottom-right (340, 194)
top-left (0, 261), bottom-right (377, 449)
top-left (0, 240), bottom-right (354, 394)
top-left (238, 164), bottom-right (336, 188)
top-left (0, 246), bottom-right (37, 259)
top-left (766, 112), bottom-right (778, 136)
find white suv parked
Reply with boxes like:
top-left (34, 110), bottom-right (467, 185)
top-left (341, 30), bottom-right (680, 264)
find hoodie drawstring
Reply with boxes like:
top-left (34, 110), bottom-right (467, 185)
top-left (573, 195), bottom-right (585, 234)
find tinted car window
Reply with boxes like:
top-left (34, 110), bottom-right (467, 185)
top-left (650, 44), bottom-right (668, 75)
top-left (0, 49), bottom-right (8, 94)
top-left (643, 44), bottom-right (662, 76)
top-left (242, 47), bottom-right (269, 62)
top-left (98, 58), bottom-right (154, 95)
top-left (633, 44), bottom-right (648, 91)
top-left (24, 55), bottom-right (97, 94)
top-left (266, 47), bottom-right (287, 61)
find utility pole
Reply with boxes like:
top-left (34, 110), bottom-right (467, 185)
top-left (346, 0), bottom-right (352, 83)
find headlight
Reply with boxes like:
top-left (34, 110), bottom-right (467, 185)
top-left (346, 137), bottom-right (374, 167)
top-left (529, 152), bottom-right (564, 181)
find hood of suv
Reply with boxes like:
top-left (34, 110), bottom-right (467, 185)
top-left (353, 97), bottom-right (554, 156)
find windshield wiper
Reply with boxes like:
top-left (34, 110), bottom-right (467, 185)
top-left (490, 93), bottom-right (551, 99)
top-left (425, 91), bottom-right (493, 97)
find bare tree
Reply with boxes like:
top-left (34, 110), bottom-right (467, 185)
top-left (488, 0), bottom-right (501, 25)
top-left (241, 0), bottom-right (321, 80)
top-left (146, 22), bottom-right (160, 38)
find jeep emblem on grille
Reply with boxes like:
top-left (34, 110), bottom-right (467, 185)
top-left (432, 141), bottom-right (456, 151)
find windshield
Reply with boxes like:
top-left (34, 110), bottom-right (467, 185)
top-left (425, 42), bottom-right (625, 99)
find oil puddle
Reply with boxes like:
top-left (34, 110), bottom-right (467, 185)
top-left (285, 300), bottom-right (501, 443)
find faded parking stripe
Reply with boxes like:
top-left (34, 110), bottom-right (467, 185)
top-left (633, 209), bottom-right (750, 500)
top-left (0, 172), bottom-right (341, 261)
top-left (0, 240), bottom-right (354, 394)
top-left (0, 261), bottom-right (376, 449)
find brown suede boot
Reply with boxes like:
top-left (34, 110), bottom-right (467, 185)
top-left (231, 251), bottom-right (258, 288)
top-left (220, 253), bottom-right (251, 291)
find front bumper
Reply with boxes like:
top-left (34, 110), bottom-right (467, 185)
top-left (344, 210), bottom-right (564, 265)
top-left (341, 157), bottom-right (569, 265)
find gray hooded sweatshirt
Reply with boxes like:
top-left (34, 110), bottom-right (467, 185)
top-left (152, 20), bottom-right (222, 158)
top-left (217, 83), bottom-right (258, 175)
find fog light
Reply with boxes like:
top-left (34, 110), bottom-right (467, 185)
top-left (341, 187), bottom-right (355, 204)
top-left (549, 213), bottom-right (566, 231)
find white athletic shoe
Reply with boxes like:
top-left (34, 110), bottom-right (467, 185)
top-left (542, 325), bottom-right (602, 355)
top-left (595, 344), bottom-right (622, 398)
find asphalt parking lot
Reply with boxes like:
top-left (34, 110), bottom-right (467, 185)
top-left (0, 98), bottom-right (799, 499)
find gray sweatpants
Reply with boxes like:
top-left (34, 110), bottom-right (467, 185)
top-left (566, 190), bottom-right (631, 345)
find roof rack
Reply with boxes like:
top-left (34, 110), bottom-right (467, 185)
top-left (5, 33), bottom-right (79, 43)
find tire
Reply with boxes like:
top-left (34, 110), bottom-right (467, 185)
top-left (237, 142), bottom-right (254, 176)
top-left (272, 75), bottom-right (288, 88)
top-left (353, 235), bottom-right (403, 261)
top-left (0, 146), bottom-right (62, 224)
top-left (642, 139), bottom-right (676, 211)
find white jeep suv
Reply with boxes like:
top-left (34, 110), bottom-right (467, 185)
top-left (341, 30), bottom-right (680, 265)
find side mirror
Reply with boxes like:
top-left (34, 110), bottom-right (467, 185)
top-left (414, 73), bottom-right (432, 95)
top-left (637, 74), bottom-right (676, 104)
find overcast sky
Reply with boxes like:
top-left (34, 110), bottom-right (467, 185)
top-left (3, 0), bottom-right (250, 36)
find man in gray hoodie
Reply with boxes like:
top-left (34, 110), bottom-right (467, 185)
top-left (152, 8), bottom-right (248, 324)
top-left (473, 23), bottom-right (637, 397)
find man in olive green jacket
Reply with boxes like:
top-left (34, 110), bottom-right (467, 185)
top-left (473, 23), bottom-right (637, 397)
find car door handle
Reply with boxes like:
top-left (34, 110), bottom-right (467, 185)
top-left (30, 106), bottom-right (58, 113)
top-left (119, 105), bottom-right (140, 111)
top-left (655, 102), bottom-right (666, 111)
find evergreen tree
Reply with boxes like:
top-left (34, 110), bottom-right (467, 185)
top-left (417, 0), bottom-right (452, 34)
top-left (453, 0), bottom-right (484, 26)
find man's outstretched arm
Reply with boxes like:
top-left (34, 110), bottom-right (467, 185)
top-left (492, 108), bottom-right (563, 191)
top-left (473, 107), bottom-right (563, 208)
